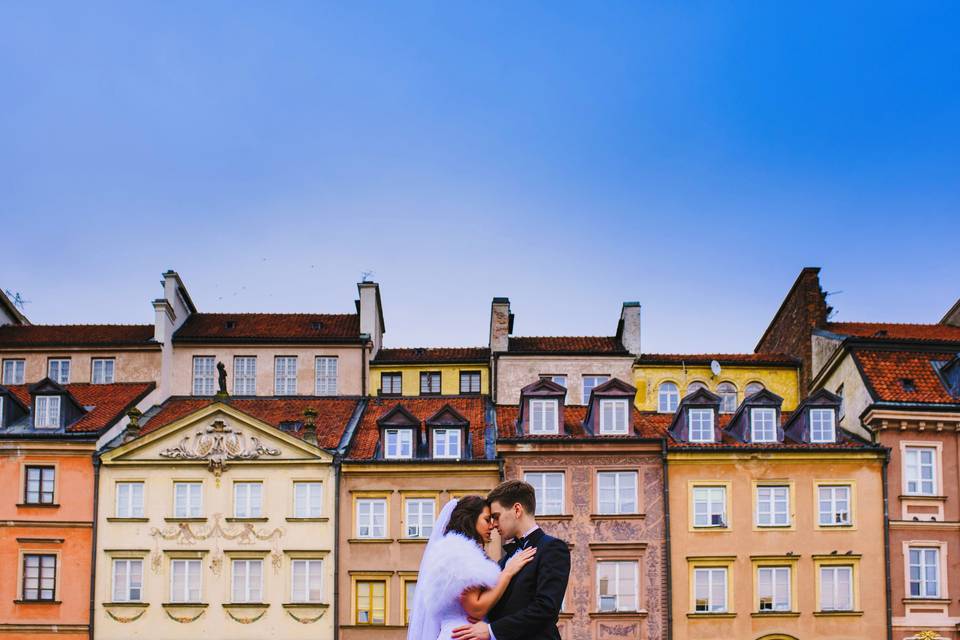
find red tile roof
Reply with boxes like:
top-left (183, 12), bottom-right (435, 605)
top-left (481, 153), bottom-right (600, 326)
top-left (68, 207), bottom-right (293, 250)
top-left (0, 324), bottom-right (156, 348)
top-left (173, 313), bottom-right (361, 343)
top-left (637, 353), bottom-right (800, 366)
top-left (140, 396), bottom-right (361, 449)
top-left (507, 336), bottom-right (628, 355)
top-left (826, 322), bottom-right (960, 344)
top-left (5, 382), bottom-right (155, 433)
top-left (853, 349), bottom-right (959, 404)
top-left (374, 347), bottom-right (489, 364)
top-left (495, 405), bottom-right (666, 439)
top-left (348, 396), bottom-right (490, 460)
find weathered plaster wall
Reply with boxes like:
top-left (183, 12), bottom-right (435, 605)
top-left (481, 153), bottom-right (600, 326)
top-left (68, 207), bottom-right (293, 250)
top-left (495, 356), bottom-right (634, 405)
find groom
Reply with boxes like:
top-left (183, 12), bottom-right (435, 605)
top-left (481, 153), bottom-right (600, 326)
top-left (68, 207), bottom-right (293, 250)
top-left (452, 480), bottom-right (570, 640)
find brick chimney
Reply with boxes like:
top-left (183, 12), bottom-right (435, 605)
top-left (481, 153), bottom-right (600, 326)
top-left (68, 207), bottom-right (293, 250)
top-left (302, 408), bottom-right (318, 447)
top-left (122, 408), bottom-right (142, 443)
top-left (618, 302), bottom-right (642, 357)
top-left (489, 297), bottom-right (512, 353)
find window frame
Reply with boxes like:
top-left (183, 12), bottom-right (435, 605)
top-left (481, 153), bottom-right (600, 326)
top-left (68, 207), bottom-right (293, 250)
top-left (380, 372), bottom-right (403, 396)
top-left (115, 481), bottom-right (145, 518)
top-left (24, 465), bottom-right (56, 505)
top-left (596, 560), bottom-right (639, 612)
top-left (582, 375), bottom-right (610, 405)
top-left (2, 358), bottom-right (25, 385)
top-left (691, 484), bottom-right (728, 529)
top-left (596, 470), bottom-right (638, 515)
top-left (529, 399), bottom-right (559, 434)
top-left (230, 558), bottom-right (264, 603)
top-left (192, 356), bottom-right (216, 396)
top-left (687, 408), bottom-right (715, 443)
top-left (173, 481), bottom-right (203, 518)
top-left (291, 558), bottom-right (324, 603)
top-left (47, 358), bottom-right (71, 384)
top-left (809, 408), bottom-right (836, 443)
top-left (419, 371), bottom-right (441, 395)
top-left (34, 395), bottom-right (61, 429)
top-left (459, 370), bottom-right (482, 395)
top-left (315, 356), bottom-right (338, 395)
top-left (169, 558), bottom-right (202, 603)
top-left (91, 357), bottom-right (116, 384)
top-left (817, 483), bottom-right (853, 528)
top-left (756, 565), bottom-right (792, 612)
top-left (293, 481), bottom-right (323, 518)
top-left (404, 498), bottom-right (436, 539)
top-left (274, 356), bottom-right (298, 395)
top-left (716, 382), bottom-right (738, 414)
top-left (384, 428), bottom-right (414, 460)
top-left (754, 483), bottom-right (792, 529)
top-left (431, 428), bottom-right (461, 459)
top-left (907, 546), bottom-right (941, 599)
top-left (598, 399), bottom-right (629, 435)
top-left (750, 407), bottom-right (778, 443)
top-left (354, 578), bottom-right (387, 625)
top-left (818, 564), bottom-right (854, 612)
top-left (903, 445), bottom-right (939, 496)
top-left (692, 566), bottom-right (729, 613)
top-left (658, 381), bottom-right (680, 413)
top-left (233, 356), bottom-right (257, 395)
top-left (525, 471), bottom-right (565, 516)
top-left (112, 558), bottom-right (144, 602)
top-left (233, 481), bottom-right (263, 519)
top-left (21, 553), bottom-right (57, 602)
top-left (356, 497), bottom-right (388, 539)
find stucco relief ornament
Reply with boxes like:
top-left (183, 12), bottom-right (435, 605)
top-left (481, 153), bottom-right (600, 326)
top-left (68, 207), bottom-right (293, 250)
top-left (159, 420), bottom-right (281, 483)
top-left (149, 514), bottom-right (285, 575)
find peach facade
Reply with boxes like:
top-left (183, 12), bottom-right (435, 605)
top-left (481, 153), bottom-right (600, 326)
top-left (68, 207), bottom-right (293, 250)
top-left (495, 355), bottom-right (635, 405)
top-left (0, 348), bottom-right (160, 386)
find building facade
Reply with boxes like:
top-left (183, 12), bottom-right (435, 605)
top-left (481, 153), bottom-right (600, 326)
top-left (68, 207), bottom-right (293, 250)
top-left (370, 347), bottom-right (490, 397)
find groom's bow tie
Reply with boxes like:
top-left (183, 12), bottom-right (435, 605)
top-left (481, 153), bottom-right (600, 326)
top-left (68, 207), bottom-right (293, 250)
top-left (514, 536), bottom-right (528, 549)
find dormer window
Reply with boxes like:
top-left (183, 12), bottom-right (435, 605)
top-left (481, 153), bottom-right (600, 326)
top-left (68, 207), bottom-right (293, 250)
top-left (599, 399), bottom-right (629, 435)
top-left (810, 409), bottom-right (836, 443)
top-left (750, 408), bottom-right (777, 443)
top-left (35, 396), bottom-right (61, 429)
top-left (530, 399), bottom-right (559, 434)
top-left (688, 409), bottom-right (714, 443)
top-left (432, 429), bottom-right (461, 459)
top-left (384, 429), bottom-right (413, 459)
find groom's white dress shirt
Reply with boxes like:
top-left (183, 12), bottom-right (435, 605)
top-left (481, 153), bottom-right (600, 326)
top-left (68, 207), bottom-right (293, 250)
top-left (489, 525), bottom-right (540, 640)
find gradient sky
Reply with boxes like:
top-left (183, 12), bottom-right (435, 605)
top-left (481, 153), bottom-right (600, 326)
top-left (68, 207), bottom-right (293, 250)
top-left (2, 2), bottom-right (958, 352)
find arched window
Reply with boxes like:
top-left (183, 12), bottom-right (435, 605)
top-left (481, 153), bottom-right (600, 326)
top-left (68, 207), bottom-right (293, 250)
top-left (745, 382), bottom-right (765, 398)
top-left (686, 381), bottom-right (708, 396)
top-left (717, 382), bottom-right (738, 413)
top-left (658, 382), bottom-right (679, 413)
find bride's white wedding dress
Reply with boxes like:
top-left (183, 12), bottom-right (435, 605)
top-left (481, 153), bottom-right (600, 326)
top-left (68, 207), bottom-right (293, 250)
top-left (407, 500), bottom-right (502, 640)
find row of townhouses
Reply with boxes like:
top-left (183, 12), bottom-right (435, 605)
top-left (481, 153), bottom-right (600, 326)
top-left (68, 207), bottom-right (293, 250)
top-left (0, 268), bottom-right (957, 640)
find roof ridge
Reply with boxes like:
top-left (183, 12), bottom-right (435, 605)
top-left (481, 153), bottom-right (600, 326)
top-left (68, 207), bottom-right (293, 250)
top-left (190, 312), bottom-right (357, 317)
top-left (9, 323), bottom-right (153, 328)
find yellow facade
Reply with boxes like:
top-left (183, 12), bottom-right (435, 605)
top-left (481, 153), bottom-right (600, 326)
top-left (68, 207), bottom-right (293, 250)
top-left (95, 404), bottom-right (337, 640)
top-left (633, 363), bottom-right (801, 411)
top-left (369, 363), bottom-right (489, 397)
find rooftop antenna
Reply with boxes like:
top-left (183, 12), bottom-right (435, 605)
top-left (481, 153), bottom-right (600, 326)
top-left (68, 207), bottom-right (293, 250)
top-left (4, 290), bottom-right (30, 310)
top-left (361, 270), bottom-right (374, 283)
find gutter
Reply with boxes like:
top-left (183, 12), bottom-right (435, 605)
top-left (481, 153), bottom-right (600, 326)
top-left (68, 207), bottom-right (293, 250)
top-left (333, 398), bottom-right (367, 640)
top-left (662, 439), bottom-right (672, 640)
top-left (88, 453), bottom-right (101, 640)
top-left (882, 447), bottom-right (893, 640)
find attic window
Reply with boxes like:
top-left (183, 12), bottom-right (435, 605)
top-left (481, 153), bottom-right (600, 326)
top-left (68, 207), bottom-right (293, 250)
top-left (414, 348), bottom-right (425, 356)
top-left (279, 421), bottom-right (301, 432)
top-left (311, 321), bottom-right (324, 331)
top-left (225, 320), bottom-right (237, 329)
top-left (873, 330), bottom-right (888, 337)
top-left (35, 396), bottom-right (61, 429)
top-left (900, 378), bottom-right (917, 392)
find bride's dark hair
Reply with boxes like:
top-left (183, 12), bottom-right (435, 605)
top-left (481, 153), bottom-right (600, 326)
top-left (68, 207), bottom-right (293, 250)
top-left (444, 495), bottom-right (489, 547)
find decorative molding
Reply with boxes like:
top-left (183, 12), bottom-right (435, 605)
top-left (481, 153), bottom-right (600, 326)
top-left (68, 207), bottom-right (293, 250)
top-left (159, 420), bottom-right (280, 478)
top-left (150, 514), bottom-right (284, 575)
top-left (282, 602), bottom-right (329, 624)
top-left (103, 605), bottom-right (147, 623)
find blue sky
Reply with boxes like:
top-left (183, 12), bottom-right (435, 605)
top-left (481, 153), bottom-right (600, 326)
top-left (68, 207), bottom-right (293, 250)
top-left (2, 2), bottom-right (957, 352)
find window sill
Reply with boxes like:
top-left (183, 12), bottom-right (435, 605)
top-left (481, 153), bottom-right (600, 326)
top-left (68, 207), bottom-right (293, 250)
top-left (588, 610), bottom-right (649, 618)
top-left (162, 602), bottom-right (209, 608)
top-left (286, 517), bottom-right (329, 523)
top-left (347, 538), bottom-right (394, 544)
top-left (223, 602), bottom-right (270, 608)
top-left (692, 525), bottom-right (729, 531)
top-left (225, 517), bottom-right (269, 523)
top-left (106, 517), bottom-right (149, 523)
top-left (14, 599), bottom-right (61, 605)
top-left (814, 610), bottom-right (863, 617)
top-left (398, 538), bottom-right (429, 544)
top-left (590, 513), bottom-right (645, 521)
top-left (902, 597), bottom-right (951, 604)
top-left (282, 602), bottom-right (330, 609)
top-left (751, 611), bottom-right (800, 618)
top-left (537, 514), bottom-right (574, 522)
top-left (102, 601), bottom-right (149, 607)
top-left (164, 517), bottom-right (207, 523)
top-left (16, 503), bottom-right (60, 508)
top-left (899, 494), bottom-right (947, 502)
top-left (687, 612), bottom-right (736, 619)
top-left (755, 525), bottom-right (792, 529)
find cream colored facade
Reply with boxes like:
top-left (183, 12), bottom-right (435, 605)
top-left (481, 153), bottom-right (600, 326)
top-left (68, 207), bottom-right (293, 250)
top-left (95, 403), bottom-right (337, 639)
top-left (0, 348), bottom-right (160, 386)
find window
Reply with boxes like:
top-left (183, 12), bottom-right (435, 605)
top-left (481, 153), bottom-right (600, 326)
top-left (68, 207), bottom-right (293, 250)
top-left (381, 373), bottom-right (402, 395)
top-left (810, 408), bottom-right (836, 442)
top-left (757, 566), bottom-right (791, 611)
top-left (745, 381), bottom-right (765, 397)
top-left (357, 499), bottom-right (387, 538)
top-left (173, 482), bottom-right (202, 518)
top-left (909, 547), bottom-right (940, 598)
top-left (356, 580), bottom-right (386, 624)
top-left (3, 359), bottom-right (25, 384)
top-left (904, 447), bottom-right (937, 495)
top-left (116, 482), bottom-right (144, 518)
top-left (597, 561), bottom-right (638, 612)
top-left (112, 559), bottom-right (143, 602)
top-left (384, 429), bottom-right (414, 459)
top-left (234, 482), bottom-right (262, 518)
top-left (22, 554), bottom-right (56, 601)
top-left (599, 399), bottom-right (629, 434)
top-left (192, 356), bottom-right (215, 395)
top-left (48, 359), bottom-right (70, 384)
top-left (692, 486), bottom-right (726, 528)
top-left (315, 357), bottom-right (338, 395)
top-left (404, 580), bottom-right (417, 624)
top-left (694, 567), bottom-right (727, 612)
top-left (460, 371), bottom-right (481, 394)
top-left (717, 382), bottom-right (737, 413)
top-left (405, 498), bottom-right (435, 538)
top-left (688, 409), bottom-right (714, 442)
top-left (432, 429), bottom-right (461, 459)
top-left (91, 358), bottom-right (116, 384)
top-left (582, 375), bottom-right (609, 404)
top-left (294, 482), bottom-right (323, 518)
top-left (530, 399), bottom-right (559, 434)
top-left (598, 471), bottom-right (637, 515)
top-left (750, 408), bottom-right (777, 442)
top-left (818, 485), bottom-right (851, 526)
top-left (274, 357), bottom-right (297, 395)
top-left (35, 396), bottom-right (61, 428)
top-left (756, 485), bottom-right (790, 527)
top-left (658, 382), bottom-right (679, 413)
top-left (233, 356), bottom-right (256, 395)
top-left (420, 372), bottom-right (441, 395)
top-left (540, 374), bottom-right (567, 387)
top-left (232, 559), bottom-right (263, 603)
top-left (687, 381), bottom-right (708, 395)
top-left (820, 566), bottom-right (853, 611)
top-left (25, 466), bottom-right (55, 504)
top-left (292, 559), bottom-right (323, 602)
top-left (525, 472), bottom-right (564, 516)
top-left (170, 559), bottom-right (201, 602)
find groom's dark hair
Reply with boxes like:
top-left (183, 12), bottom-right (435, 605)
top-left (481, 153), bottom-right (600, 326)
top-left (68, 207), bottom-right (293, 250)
top-left (487, 480), bottom-right (536, 515)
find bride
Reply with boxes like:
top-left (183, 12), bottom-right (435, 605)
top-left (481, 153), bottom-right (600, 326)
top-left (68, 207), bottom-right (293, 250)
top-left (407, 496), bottom-right (536, 640)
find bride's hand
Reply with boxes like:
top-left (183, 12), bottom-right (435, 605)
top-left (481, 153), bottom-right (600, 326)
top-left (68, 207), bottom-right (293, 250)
top-left (503, 547), bottom-right (536, 577)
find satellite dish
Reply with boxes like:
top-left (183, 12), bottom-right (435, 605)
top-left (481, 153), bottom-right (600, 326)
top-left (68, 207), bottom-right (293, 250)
top-left (710, 360), bottom-right (722, 377)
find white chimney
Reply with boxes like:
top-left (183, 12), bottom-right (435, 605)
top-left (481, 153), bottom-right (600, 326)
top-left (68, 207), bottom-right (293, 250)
top-left (489, 297), bottom-right (512, 353)
top-left (618, 302), bottom-right (641, 357)
top-left (152, 270), bottom-right (196, 400)
top-left (357, 281), bottom-right (384, 357)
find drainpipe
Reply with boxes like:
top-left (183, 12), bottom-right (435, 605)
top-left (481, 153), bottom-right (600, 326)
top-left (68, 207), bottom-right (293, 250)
top-left (88, 453), bottom-right (101, 640)
top-left (661, 439), bottom-right (672, 640)
top-left (360, 335), bottom-right (370, 396)
top-left (882, 448), bottom-right (892, 640)
top-left (333, 455), bottom-right (342, 640)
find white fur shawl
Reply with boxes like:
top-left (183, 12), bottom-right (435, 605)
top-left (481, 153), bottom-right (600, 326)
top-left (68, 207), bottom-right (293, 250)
top-left (418, 533), bottom-right (501, 607)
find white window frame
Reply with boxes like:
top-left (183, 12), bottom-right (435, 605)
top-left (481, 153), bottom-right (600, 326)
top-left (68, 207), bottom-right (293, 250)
top-left (750, 408), bottom-right (777, 443)
top-left (687, 409), bottom-right (714, 443)
top-left (432, 428), bottom-right (461, 459)
top-left (357, 498), bottom-right (387, 539)
top-left (599, 399), bottom-right (629, 435)
top-left (693, 486), bottom-right (727, 528)
top-left (291, 559), bottom-right (323, 603)
top-left (540, 374), bottom-right (566, 388)
top-left (597, 471), bottom-right (637, 515)
top-left (294, 481), bottom-right (323, 518)
top-left (173, 482), bottom-right (203, 518)
top-left (192, 356), bottom-right (215, 396)
top-left (658, 382), bottom-right (679, 413)
top-left (810, 408), bottom-right (836, 442)
top-left (756, 485), bottom-right (790, 527)
top-left (525, 471), bottom-right (565, 516)
top-left (820, 565), bottom-right (853, 611)
top-left (757, 566), bottom-right (791, 612)
top-left (231, 558), bottom-right (263, 603)
top-left (315, 356), bottom-right (338, 395)
top-left (384, 429), bottom-right (413, 459)
top-left (274, 356), bottom-right (297, 395)
top-left (233, 482), bottom-right (262, 518)
top-left (112, 558), bottom-right (143, 602)
top-left (116, 481), bottom-right (144, 518)
top-left (818, 485), bottom-right (851, 526)
top-left (904, 446), bottom-right (938, 495)
top-left (405, 498), bottom-right (436, 538)
top-left (48, 359), bottom-right (70, 384)
top-left (2, 359), bottom-right (25, 384)
top-left (597, 560), bottom-right (638, 612)
top-left (169, 559), bottom-right (202, 603)
top-left (693, 567), bottom-right (727, 612)
top-left (233, 356), bottom-right (256, 395)
top-left (530, 399), bottom-right (559, 434)
top-left (35, 395), bottom-right (61, 429)
top-left (908, 547), bottom-right (941, 598)
top-left (91, 358), bottom-right (116, 384)
top-left (582, 375), bottom-right (610, 405)
top-left (717, 382), bottom-right (738, 413)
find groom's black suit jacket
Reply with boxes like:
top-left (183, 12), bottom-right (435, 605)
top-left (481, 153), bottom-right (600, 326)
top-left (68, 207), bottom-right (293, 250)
top-left (488, 527), bottom-right (570, 640)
